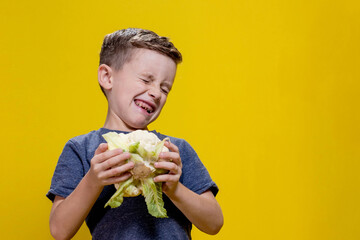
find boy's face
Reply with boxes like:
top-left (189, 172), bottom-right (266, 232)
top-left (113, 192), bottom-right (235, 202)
top-left (106, 48), bottom-right (177, 131)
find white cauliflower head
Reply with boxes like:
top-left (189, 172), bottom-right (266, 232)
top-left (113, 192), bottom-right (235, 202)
top-left (102, 130), bottom-right (170, 218)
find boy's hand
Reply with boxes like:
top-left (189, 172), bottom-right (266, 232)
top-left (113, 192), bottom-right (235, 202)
top-left (87, 143), bottom-right (134, 188)
top-left (153, 141), bottom-right (182, 197)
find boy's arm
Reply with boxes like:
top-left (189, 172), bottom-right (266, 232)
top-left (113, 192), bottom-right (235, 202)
top-left (49, 143), bottom-right (134, 240)
top-left (154, 142), bottom-right (223, 235)
top-left (167, 184), bottom-right (223, 235)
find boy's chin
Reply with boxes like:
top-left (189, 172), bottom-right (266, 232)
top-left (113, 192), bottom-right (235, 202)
top-left (126, 113), bottom-right (160, 130)
top-left (128, 120), bottom-right (153, 130)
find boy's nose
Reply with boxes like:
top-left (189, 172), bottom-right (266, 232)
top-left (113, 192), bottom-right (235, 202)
top-left (148, 87), bottom-right (161, 101)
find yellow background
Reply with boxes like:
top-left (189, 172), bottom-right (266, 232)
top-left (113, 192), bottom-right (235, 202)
top-left (1, 0), bottom-right (359, 239)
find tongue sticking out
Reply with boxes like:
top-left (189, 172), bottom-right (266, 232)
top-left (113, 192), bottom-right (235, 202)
top-left (135, 100), bottom-right (154, 113)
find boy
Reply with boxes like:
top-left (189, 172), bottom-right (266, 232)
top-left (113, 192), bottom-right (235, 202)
top-left (47, 28), bottom-right (223, 239)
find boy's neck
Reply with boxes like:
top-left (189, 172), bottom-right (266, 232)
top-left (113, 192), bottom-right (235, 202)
top-left (103, 107), bottom-right (148, 132)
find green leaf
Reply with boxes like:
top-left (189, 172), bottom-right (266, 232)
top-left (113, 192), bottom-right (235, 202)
top-left (129, 142), bottom-right (140, 153)
top-left (136, 144), bottom-right (148, 159)
top-left (102, 132), bottom-right (129, 152)
top-left (142, 178), bottom-right (167, 218)
top-left (130, 153), bottom-right (144, 164)
top-left (128, 141), bottom-right (148, 159)
top-left (105, 178), bottom-right (133, 208)
top-left (150, 137), bottom-right (169, 162)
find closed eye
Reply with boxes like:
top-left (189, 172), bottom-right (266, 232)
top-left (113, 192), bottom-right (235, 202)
top-left (161, 88), bottom-right (169, 94)
top-left (140, 78), bottom-right (150, 83)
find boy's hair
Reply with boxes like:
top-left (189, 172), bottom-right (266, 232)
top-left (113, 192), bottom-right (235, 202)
top-left (99, 28), bottom-right (182, 96)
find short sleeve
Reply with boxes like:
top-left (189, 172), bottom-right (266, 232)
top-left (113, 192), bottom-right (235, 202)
top-left (46, 140), bottom-right (86, 202)
top-left (178, 140), bottom-right (219, 197)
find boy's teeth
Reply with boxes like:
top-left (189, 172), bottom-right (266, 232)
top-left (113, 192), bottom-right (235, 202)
top-left (135, 100), bottom-right (154, 113)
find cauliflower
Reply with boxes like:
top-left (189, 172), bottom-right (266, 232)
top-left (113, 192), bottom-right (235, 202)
top-left (102, 130), bottom-right (169, 218)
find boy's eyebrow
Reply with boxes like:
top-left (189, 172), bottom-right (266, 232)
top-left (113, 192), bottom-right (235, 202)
top-left (141, 72), bottom-right (155, 80)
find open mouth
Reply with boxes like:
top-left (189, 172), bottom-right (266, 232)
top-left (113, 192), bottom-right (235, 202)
top-left (134, 100), bottom-right (154, 114)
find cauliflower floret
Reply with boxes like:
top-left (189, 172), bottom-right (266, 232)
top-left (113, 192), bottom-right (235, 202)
top-left (127, 130), bottom-right (169, 153)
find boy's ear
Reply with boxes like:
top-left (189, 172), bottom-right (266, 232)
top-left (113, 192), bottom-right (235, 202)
top-left (98, 64), bottom-right (114, 90)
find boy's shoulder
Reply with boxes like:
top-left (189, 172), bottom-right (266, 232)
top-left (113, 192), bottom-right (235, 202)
top-left (67, 129), bottom-right (102, 145)
top-left (63, 129), bottom-right (105, 157)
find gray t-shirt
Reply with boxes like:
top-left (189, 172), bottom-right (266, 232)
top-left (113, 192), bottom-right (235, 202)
top-left (47, 128), bottom-right (218, 240)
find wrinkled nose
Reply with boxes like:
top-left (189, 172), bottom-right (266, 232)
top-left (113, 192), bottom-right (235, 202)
top-left (148, 87), bottom-right (161, 101)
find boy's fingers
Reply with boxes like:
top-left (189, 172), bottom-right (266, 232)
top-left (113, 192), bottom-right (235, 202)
top-left (94, 143), bottom-right (108, 155)
top-left (165, 141), bottom-right (179, 153)
top-left (100, 152), bottom-right (131, 170)
top-left (159, 152), bottom-right (181, 166)
top-left (154, 161), bottom-right (181, 174)
top-left (94, 148), bottom-right (123, 164)
top-left (100, 162), bottom-right (134, 179)
top-left (154, 174), bottom-right (179, 183)
top-left (104, 172), bottom-right (132, 185)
